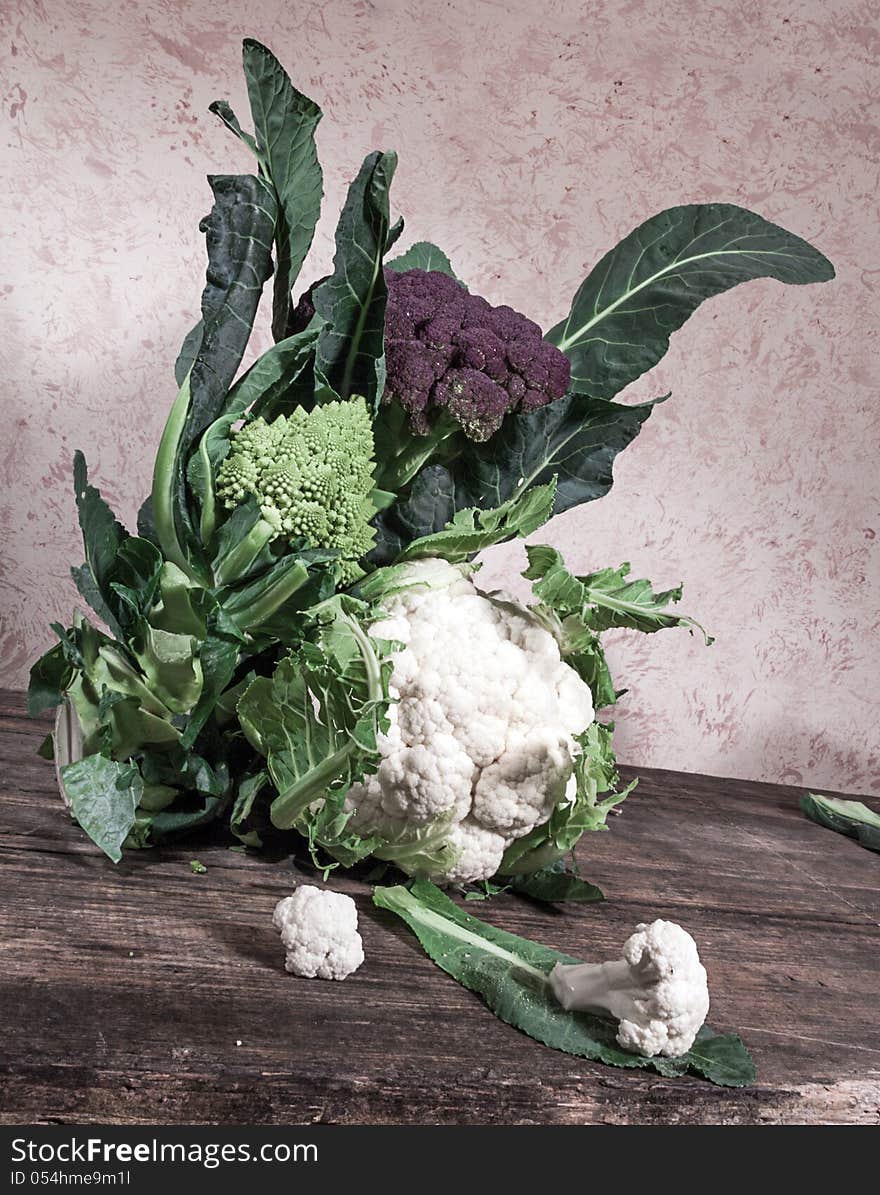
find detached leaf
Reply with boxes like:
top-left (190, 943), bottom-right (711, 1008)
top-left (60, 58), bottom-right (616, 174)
top-left (800, 792), bottom-right (880, 854)
top-left (59, 754), bottom-right (143, 863)
top-left (242, 39), bottom-right (324, 340)
top-left (313, 150), bottom-right (397, 405)
top-left (374, 880), bottom-right (755, 1087)
top-left (548, 203), bottom-right (834, 399)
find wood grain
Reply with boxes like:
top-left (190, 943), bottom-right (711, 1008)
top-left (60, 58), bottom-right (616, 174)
top-left (0, 689), bottom-right (878, 1126)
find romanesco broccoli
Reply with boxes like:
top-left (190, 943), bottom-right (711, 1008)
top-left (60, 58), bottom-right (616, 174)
top-left (215, 398), bottom-right (377, 584)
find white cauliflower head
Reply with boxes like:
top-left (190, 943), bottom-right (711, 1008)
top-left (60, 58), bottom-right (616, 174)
top-left (273, 886), bottom-right (364, 980)
top-left (345, 558), bottom-right (595, 884)
top-left (550, 918), bottom-right (711, 1058)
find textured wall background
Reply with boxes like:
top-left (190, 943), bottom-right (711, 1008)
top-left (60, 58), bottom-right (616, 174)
top-left (1, 0), bottom-right (877, 794)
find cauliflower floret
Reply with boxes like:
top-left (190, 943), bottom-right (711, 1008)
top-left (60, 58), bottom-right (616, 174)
top-left (472, 728), bottom-right (572, 836)
top-left (549, 919), bottom-right (710, 1058)
top-left (440, 819), bottom-right (508, 885)
top-left (343, 559), bottom-right (595, 884)
top-left (273, 886), bottom-right (364, 980)
top-left (378, 736), bottom-right (475, 823)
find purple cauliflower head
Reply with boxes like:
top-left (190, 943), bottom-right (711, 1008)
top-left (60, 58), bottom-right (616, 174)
top-left (382, 269), bottom-right (570, 441)
top-left (288, 268), bottom-right (571, 442)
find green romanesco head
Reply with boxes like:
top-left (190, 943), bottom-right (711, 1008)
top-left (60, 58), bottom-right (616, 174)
top-left (215, 398), bottom-right (377, 584)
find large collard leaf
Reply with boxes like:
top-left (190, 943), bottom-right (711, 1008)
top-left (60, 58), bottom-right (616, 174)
top-left (186, 174), bottom-right (277, 443)
top-left (800, 793), bottom-right (880, 854)
top-left (548, 203), bottom-right (834, 399)
top-left (59, 754), bottom-right (144, 863)
top-left (242, 39), bottom-right (324, 341)
top-left (152, 176), bottom-right (277, 580)
top-left (386, 240), bottom-right (461, 282)
top-left (174, 319), bottom-right (204, 388)
top-left (237, 596), bottom-right (395, 829)
top-left (374, 880), bottom-right (755, 1087)
top-left (313, 151), bottom-right (397, 405)
top-left (371, 394), bottom-right (657, 563)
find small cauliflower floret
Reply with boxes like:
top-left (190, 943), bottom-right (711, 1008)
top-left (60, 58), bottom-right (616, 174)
top-left (272, 886), bottom-right (364, 981)
top-left (549, 919), bottom-right (710, 1058)
top-left (342, 557), bottom-right (596, 884)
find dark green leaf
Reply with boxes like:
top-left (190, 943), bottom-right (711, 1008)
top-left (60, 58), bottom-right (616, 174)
top-left (371, 394), bottom-right (658, 562)
top-left (313, 150), bottom-right (397, 404)
top-left (385, 216), bottom-right (405, 253)
top-left (28, 642), bottom-right (74, 717)
top-left (152, 175), bottom-right (277, 580)
top-left (386, 240), bottom-right (461, 281)
top-left (510, 861), bottom-right (605, 903)
top-left (548, 203), bottom-right (834, 399)
top-left (393, 481), bottom-right (556, 564)
top-left (174, 319), bottom-right (204, 387)
top-left (208, 99), bottom-right (261, 161)
top-left (179, 611), bottom-right (246, 750)
top-left (242, 38), bottom-right (323, 341)
top-left (59, 754), bottom-right (144, 863)
top-left (231, 770), bottom-right (270, 846)
top-left (185, 174), bottom-right (278, 445)
top-left (800, 792), bottom-right (880, 854)
top-left (374, 880), bottom-right (755, 1087)
top-left (72, 450), bottom-right (128, 616)
top-left (70, 564), bottom-right (123, 638)
top-left (228, 322), bottom-right (322, 420)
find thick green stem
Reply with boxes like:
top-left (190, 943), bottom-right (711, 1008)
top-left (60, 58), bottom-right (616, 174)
top-left (151, 374), bottom-right (202, 583)
top-left (226, 560), bottom-right (310, 631)
top-left (213, 517), bottom-right (277, 587)
top-left (270, 744), bottom-right (352, 829)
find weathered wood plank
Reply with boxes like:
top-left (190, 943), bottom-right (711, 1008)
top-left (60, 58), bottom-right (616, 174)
top-left (1, 689), bottom-right (878, 1125)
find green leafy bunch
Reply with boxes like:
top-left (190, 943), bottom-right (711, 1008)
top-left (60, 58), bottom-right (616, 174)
top-left (29, 38), bottom-right (833, 881)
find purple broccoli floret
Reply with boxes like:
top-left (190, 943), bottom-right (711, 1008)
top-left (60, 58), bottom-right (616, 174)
top-left (383, 269), bottom-right (570, 440)
top-left (288, 268), bottom-right (570, 442)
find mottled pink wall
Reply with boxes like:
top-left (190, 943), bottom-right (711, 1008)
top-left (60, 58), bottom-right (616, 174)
top-left (2, 1), bottom-right (878, 794)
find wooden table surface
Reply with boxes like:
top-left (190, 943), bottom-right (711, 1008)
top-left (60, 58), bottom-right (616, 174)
top-left (1, 688), bottom-right (878, 1126)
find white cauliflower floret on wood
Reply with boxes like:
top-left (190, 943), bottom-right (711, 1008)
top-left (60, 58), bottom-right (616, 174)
top-left (272, 886), bottom-right (364, 980)
top-left (345, 558), bottom-right (595, 884)
top-left (549, 919), bottom-right (710, 1058)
